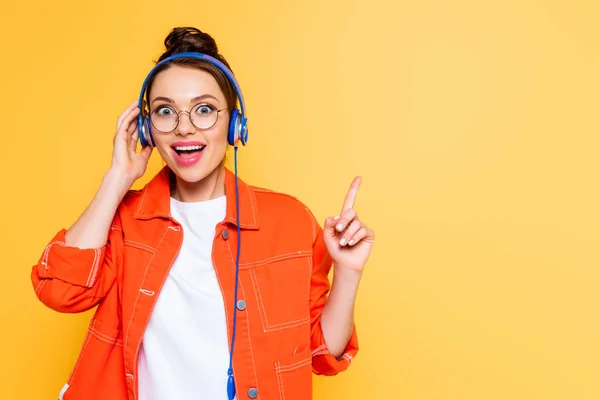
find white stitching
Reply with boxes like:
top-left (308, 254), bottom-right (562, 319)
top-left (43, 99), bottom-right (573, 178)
top-left (311, 344), bottom-right (327, 357)
top-left (247, 186), bottom-right (257, 226)
top-left (139, 289), bottom-right (155, 296)
top-left (305, 206), bottom-right (317, 243)
top-left (124, 227), bottom-right (168, 350)
top-left (277, 358), bottom-right (312, 372)
top-left (92, 248), bottom-right (101, 285)
top-left (90, 321), bottom-right (117, 339)
top-left (249, 269), bottom-right (268, 332)
top-left (41, 242), bottom-right (54, 267)
top-left (135, 186), bottom-right (148, 217)
top-left (167, 225), bottom-right (180, 231)
top-left (43, 239), bottom-right (101, 288)
top-left (238, 269), bottom-right (260, 395)
top-left (239, 251), bottom-right (311, 269)
top-left (124, 240), bottom-right (156, 253)
top-left (274, 357), bottom-right (312, 400)
top-left (90, 320), bottom-right (122, 343)
top-left (42, 240), bottom-right (66, 268)
top-left (128, 225), bottom-right (177, 400)
top-left (249, 269), bottom-right (310, 331)
top-left (262, 318), bottom-right (311, 332)
top-left (85, 248), bottom-right (99, 287)
top-left (35, 279), bottom-right (47, 296)
top-left (89, 328), bottom-right (124, 346)
top-left (275, 361), bottom-right (285, 400)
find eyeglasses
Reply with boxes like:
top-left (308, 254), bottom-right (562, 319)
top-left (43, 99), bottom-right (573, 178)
top-left (149, 104), bottom-right (228, 133)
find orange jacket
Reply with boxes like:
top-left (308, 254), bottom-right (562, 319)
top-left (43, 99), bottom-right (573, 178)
top-left (31, 167), bottom-right (358, 400)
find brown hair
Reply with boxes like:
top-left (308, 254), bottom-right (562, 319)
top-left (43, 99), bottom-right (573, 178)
top-left (145, 27), bottom-right (237, 113)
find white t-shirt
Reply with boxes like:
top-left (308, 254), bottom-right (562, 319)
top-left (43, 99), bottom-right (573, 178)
top-left (138, 195), bottom-right (233, 400)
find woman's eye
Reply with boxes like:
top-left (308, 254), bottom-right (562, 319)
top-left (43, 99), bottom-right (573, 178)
top-left (195, 105), bottom-right (215, 115)
top-left (156, 107), bottom-right (174, 116)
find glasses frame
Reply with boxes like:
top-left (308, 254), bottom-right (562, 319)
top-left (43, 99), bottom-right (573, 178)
top-left (148, 104), bottom-right (228, 133)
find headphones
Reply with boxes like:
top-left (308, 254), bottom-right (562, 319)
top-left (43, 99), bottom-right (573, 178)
top-left (136, 51), bottom-right (247, 400)
top-left (137, 51), bottom-right (248, 148)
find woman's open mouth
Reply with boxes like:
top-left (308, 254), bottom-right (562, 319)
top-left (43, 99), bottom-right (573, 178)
top-left (171, 142), bottom-right (206, 166)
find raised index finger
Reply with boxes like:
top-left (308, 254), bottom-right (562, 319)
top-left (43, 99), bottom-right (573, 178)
top-left (341, 176), bottom-right (362, 213)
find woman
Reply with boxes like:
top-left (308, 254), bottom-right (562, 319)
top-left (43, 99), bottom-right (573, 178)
top-left (31, 27), bottom-right (374, 400)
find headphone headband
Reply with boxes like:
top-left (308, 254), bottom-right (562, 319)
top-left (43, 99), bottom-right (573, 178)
top-left (137, 51), bottom-right (248, 147)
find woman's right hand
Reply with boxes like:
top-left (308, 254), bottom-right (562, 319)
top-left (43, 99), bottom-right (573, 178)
top-left (109, 100), bottom-right (153, 189)
top-left (64, 100), bottom-right (153, 250)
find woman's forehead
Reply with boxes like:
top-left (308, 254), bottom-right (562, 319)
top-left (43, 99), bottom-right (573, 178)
top-left (151, 66), bottom-right (224, 102)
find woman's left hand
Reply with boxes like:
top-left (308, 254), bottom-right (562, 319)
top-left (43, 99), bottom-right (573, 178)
top-left (323, 177), bottom-right (375, 275)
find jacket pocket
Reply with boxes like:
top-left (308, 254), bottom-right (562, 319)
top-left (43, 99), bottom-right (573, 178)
top-left (247, 252), bottom-right (311, 331)
top-left (275, 347), bottom-right (313, 400)
top-left (63, 319), bottom-right (127, 399)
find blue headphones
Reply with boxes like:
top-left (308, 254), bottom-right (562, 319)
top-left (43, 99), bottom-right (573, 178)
top-left (137, 51), bottom-right (247, 400)
top-left (137, 51), bottom-right (248, 148)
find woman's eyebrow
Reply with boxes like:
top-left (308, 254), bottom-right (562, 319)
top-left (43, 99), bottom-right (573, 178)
top-left (191, 94), bottom-right (220, 103)
top-left (151, 96), bottom-right (174, 104)
top-left (151, 94), bottom-right (221, 104)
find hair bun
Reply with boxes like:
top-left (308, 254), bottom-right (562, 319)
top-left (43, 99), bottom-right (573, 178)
top-left (160, 27), bottom-right (219, 60)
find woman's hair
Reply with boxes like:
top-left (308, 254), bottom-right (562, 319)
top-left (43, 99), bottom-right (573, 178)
top-left (145, 27), bottom-right (237, 113)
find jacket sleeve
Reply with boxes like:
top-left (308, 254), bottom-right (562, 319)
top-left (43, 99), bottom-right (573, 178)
top-left (30, 213), bottom-right (123, 314)
top-left (307, 209), bottom-right (359, 376)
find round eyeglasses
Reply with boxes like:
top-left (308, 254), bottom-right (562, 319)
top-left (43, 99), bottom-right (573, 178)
top-left (149, 104), bottom-right (228, 133)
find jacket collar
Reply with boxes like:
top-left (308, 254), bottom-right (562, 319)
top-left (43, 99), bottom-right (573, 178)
top-left (134, 166), bottom-right (259, 230)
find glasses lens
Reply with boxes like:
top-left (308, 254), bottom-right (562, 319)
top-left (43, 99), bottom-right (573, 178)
top-left (151, 107), bottom-right (177, 132)
top-left (190, 104), bottom-right (218, 130)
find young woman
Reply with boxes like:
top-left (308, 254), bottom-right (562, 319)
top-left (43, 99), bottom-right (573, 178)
top-left (31, 27), bottom-right (374, 400)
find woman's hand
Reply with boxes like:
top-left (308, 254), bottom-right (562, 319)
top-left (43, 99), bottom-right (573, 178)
top-left (323, 177), bottom-right (375, 276)
top-left (109, 100), bottom-right (152, 188)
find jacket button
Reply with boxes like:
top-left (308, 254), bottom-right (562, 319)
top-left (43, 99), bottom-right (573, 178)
top-left (222, 228), bottom-right (229, 240)
top-left (247, 388), bottom-right (258, 399)
top-left (236, 300), bottom-right (246, 311)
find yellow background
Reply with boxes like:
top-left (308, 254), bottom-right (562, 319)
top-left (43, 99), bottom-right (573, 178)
top-left (1, 0), bottom-right (599, 399)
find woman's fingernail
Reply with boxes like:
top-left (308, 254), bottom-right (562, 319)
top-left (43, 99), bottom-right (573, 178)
top-left (348, 240), bottom-right (354, 246)
top-left (336, 223), bottom-right (343, 231)
top-left (333, 215), bottom-right (340, 220)
top-left (340, 238), bottom-right (346, 246)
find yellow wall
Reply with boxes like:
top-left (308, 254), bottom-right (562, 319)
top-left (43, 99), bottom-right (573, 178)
top-left (1, 0), bottom-right (599, 399)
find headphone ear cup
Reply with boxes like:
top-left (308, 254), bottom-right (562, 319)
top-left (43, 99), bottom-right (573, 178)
top-left (138, 114), bottom-right (148, 147)
top-left (240, 117), bottom-right (248, 146)
top-left (138, 114), bottom-right (154, 148)
top-left (228, 109), bottom-right (241, 146)
top-left (146, 118), bottom-right (155, 147)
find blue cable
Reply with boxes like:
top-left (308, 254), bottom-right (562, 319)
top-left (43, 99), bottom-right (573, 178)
top-left (227, 146), bottom-right (241, 400)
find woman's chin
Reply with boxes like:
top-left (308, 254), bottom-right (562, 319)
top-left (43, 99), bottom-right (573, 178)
top-left (167, 160), bottom-right (219, 185)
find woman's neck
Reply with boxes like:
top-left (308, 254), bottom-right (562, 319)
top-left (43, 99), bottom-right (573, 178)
top-left (170, 166), bottom-right (226, 203)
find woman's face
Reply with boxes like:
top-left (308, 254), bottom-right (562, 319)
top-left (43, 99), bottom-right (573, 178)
top-left (148, 65), bottom-right (230, 184)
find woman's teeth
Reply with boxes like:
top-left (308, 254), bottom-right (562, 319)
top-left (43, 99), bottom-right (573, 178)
top-left (174, 145), bottom-right (205, 155)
